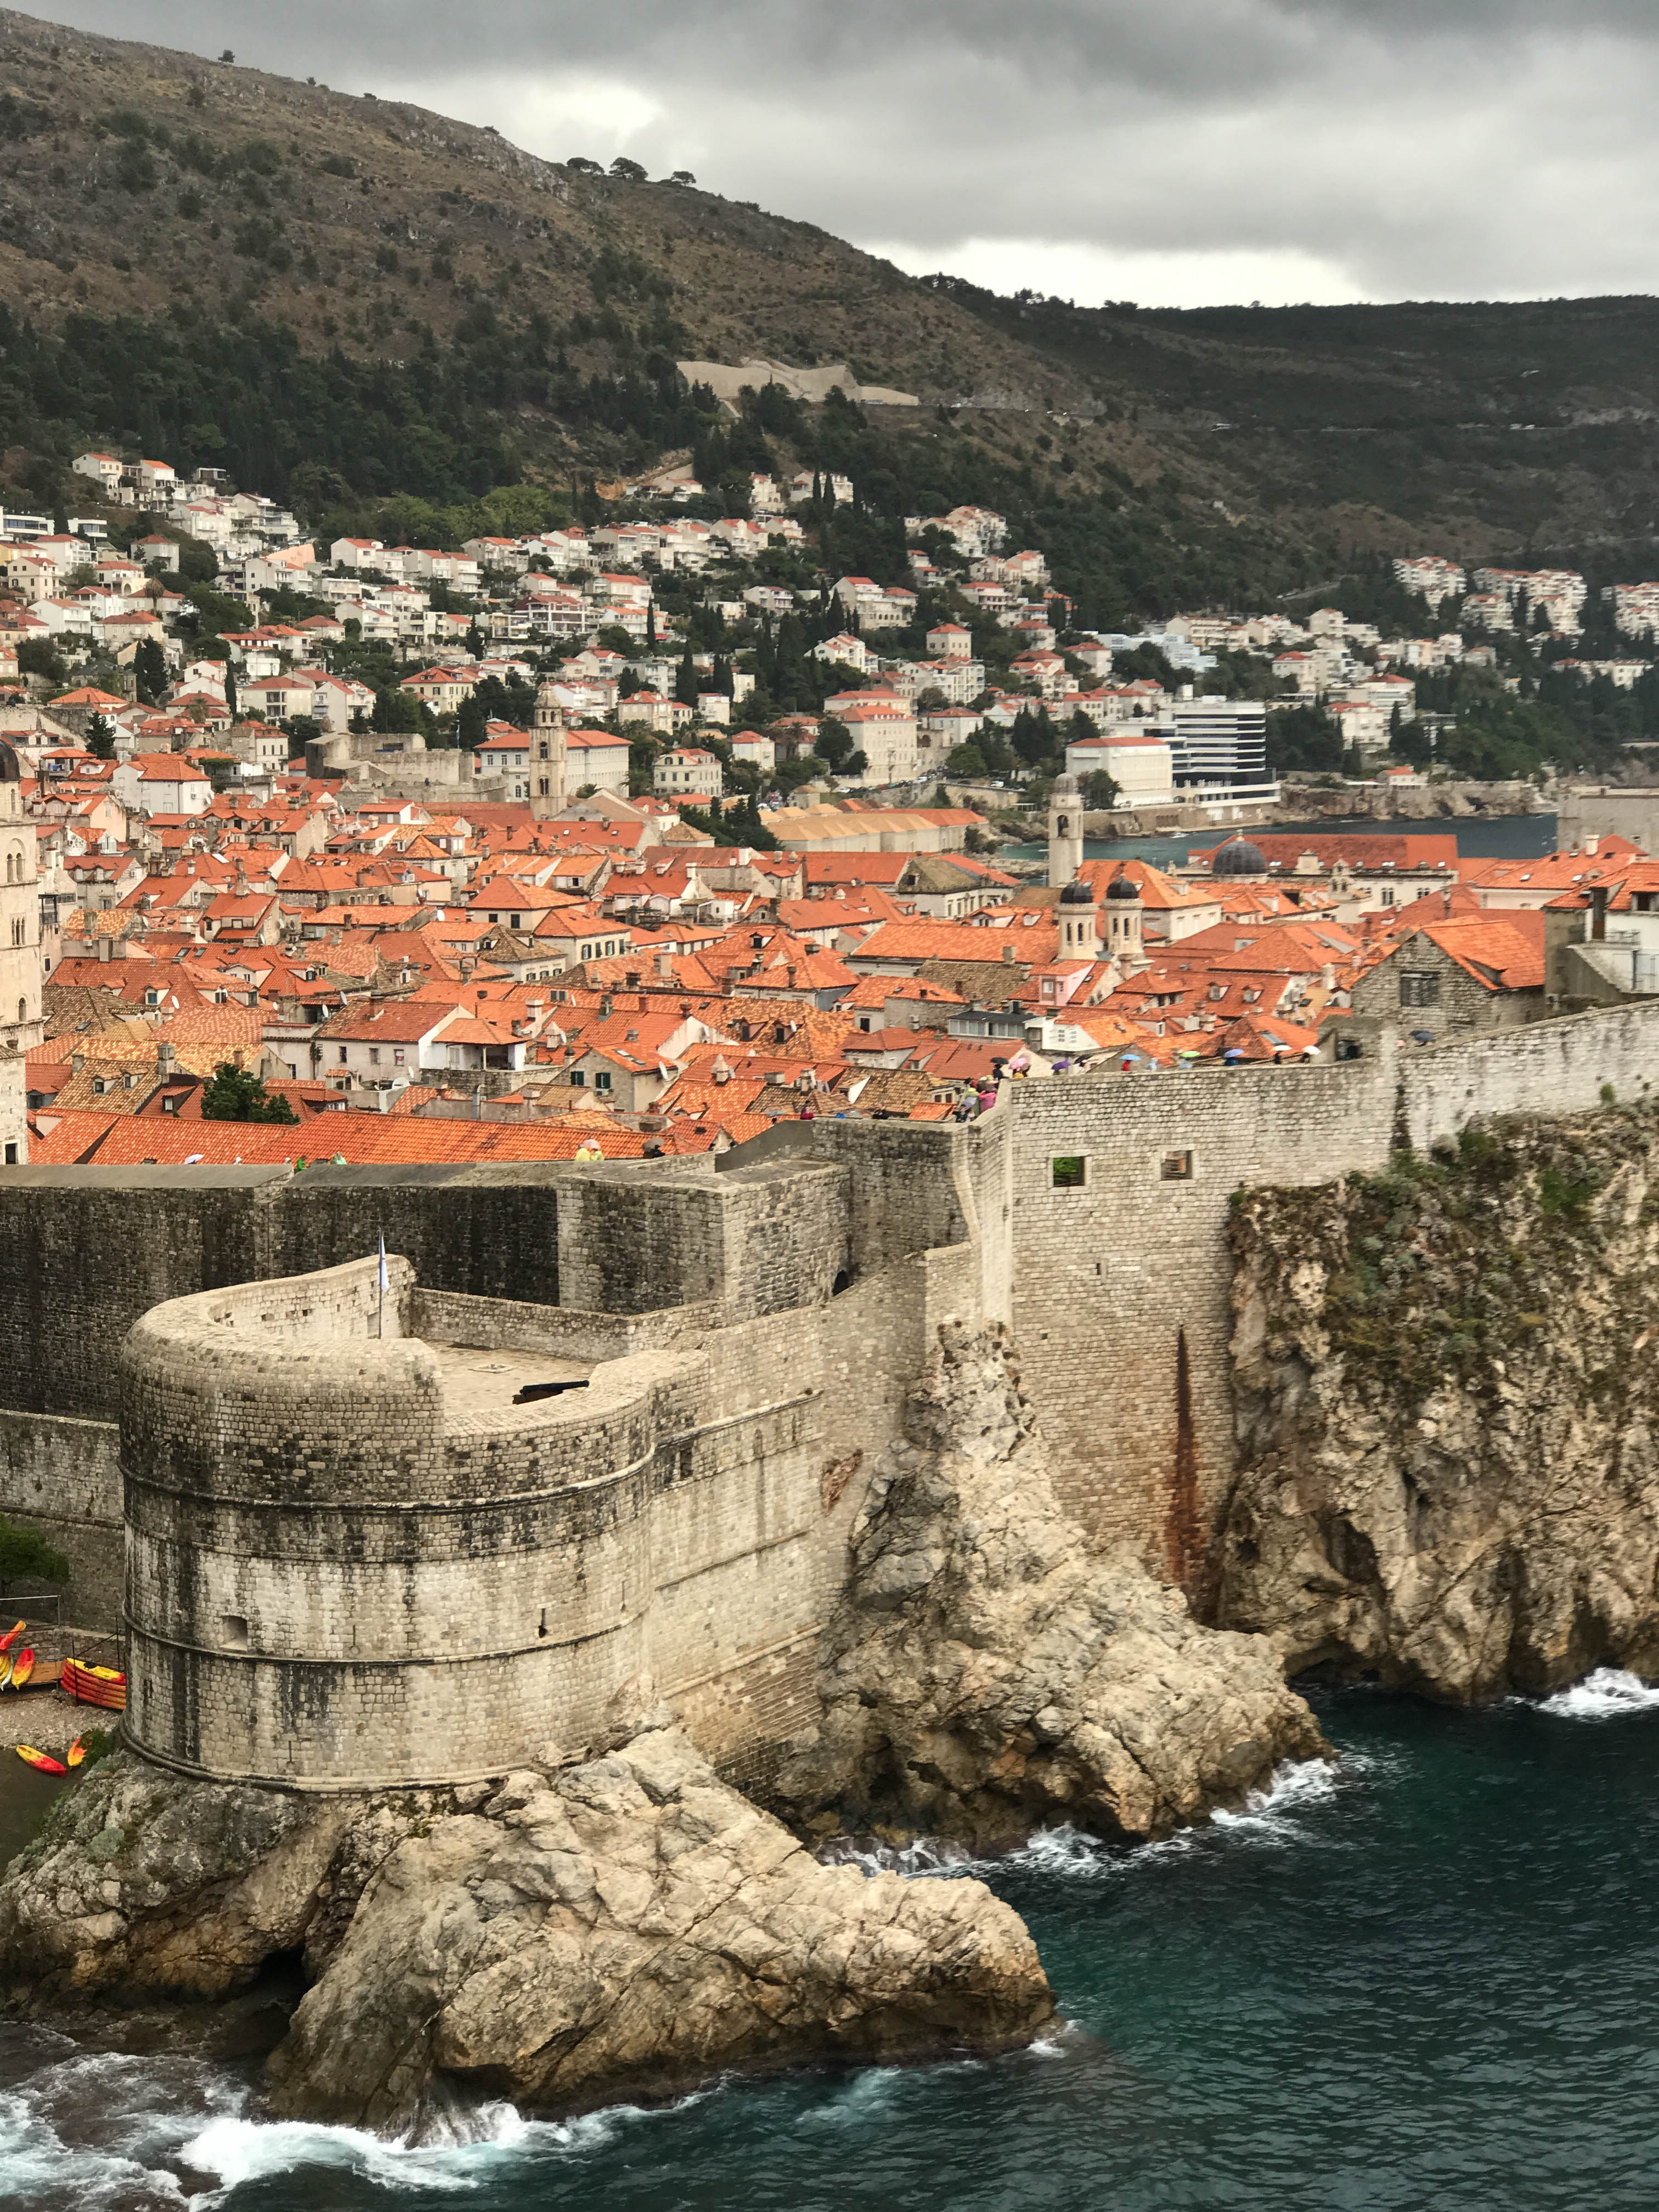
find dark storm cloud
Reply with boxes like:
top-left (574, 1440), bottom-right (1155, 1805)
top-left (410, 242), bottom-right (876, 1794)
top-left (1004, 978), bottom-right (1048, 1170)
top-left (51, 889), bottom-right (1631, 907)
top-left (21, 1), bottom-right (1659, 303)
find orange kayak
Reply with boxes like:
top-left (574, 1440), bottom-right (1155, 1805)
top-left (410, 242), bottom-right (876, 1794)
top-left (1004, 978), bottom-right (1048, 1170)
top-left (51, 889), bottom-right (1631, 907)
top-left (0, 1621), bottom-right (25, 1655)
top-left (10, 1650), bottom-right (35, 1691)
top-left (66, 1735), bottom-right (87, 1769)
top-left (15, 1745), bottom-right (65, 1775)
top-left (61, 1659), bottom-right (127, 1711)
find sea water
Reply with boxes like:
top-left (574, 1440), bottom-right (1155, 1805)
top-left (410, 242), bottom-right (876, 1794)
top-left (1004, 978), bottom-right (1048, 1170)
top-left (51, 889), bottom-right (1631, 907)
top-left (1000, 811), bottom-right (1561, 873)
top-left (4, 1680), bottom-right (1659, 2210)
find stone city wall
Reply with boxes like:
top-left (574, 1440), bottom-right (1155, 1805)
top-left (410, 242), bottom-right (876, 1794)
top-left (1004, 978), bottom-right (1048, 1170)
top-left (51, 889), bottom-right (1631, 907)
top-left (0, 1409), bottom-right (122, 1632)
top-left (1003, 999), bottom-right (1659, 1594)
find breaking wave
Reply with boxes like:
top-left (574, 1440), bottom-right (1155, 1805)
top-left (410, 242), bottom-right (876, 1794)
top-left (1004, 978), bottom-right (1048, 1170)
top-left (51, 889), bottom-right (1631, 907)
top-left (821, 1754), bottom-right (1347, 1884)
top-left (1536, 1668), bottom-right (1659, 1720)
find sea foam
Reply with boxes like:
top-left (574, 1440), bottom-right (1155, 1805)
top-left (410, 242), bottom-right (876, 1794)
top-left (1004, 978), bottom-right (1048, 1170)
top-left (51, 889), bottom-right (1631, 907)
top-left (1537, 1667), bottom-right (1659, 1719)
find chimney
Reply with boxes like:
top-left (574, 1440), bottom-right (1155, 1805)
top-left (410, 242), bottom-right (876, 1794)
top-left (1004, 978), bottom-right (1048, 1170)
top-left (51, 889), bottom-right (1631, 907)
top-left (98, 934), bottom-right (111, 963)
top-left (655, 949), bottom-right (673, 978)
top-left (158, 1041), bottom-right (176, 1074)
top-left (71, 1052), bottom-right (84, 1074)
top-left (1585, 833), bottom-right (1600, 856)
top-left (1001, 943), bottom-right (1016, 965)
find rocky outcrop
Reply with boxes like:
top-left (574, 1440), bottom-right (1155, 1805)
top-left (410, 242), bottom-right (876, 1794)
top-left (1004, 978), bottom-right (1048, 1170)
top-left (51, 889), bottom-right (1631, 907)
top-left (0, 1751), bottom-right (356, 2009)
top-left (1220, 1110), bottom-right (1659, 1699)
top-left (266, 1727), bottom-right (1050, 2131)
top-left (0, 1729), bottom-right (1051, 2131)
top-left (776, 1323), bottom-right (1327, 1847)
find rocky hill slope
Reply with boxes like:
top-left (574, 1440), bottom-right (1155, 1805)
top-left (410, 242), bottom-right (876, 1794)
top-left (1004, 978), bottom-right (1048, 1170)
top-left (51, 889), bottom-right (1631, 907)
top-left (0, 8), bottom-right (1656, 572)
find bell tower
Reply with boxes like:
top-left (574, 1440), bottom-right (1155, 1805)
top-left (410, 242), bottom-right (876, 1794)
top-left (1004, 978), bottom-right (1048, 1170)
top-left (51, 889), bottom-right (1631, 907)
top-left (1047, 772), bottom-right (1084, 888)
top-left (529, 682), bottom-right (568, 821)
top-left (1103, 870), bottom-right (1144, 960)
top-left (0, 740), bottom-right (42, 1166)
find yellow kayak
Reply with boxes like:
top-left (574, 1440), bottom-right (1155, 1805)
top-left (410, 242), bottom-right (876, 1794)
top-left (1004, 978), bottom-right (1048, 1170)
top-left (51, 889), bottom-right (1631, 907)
top-left (10, 1649), bottom-right (35, 1691)
top-left (15, 1745), bottom-right (65, 1775)
top-left (66, 1735), bottom-right (87, 1769)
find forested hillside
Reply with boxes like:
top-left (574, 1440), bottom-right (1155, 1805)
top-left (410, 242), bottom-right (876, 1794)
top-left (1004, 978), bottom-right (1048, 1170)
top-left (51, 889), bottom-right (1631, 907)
top-left (1, 5), bottom-right (1658, 623)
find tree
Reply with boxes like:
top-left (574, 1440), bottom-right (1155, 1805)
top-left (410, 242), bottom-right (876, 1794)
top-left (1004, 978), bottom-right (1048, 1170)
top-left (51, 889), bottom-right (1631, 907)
top-left (610, 157), bottom-right (647, 182)
top-left (815, 715), bottom-right (855, 772)
top-left (1080, 766), bottom-right (1120, 810)
top-left (371, 685), bottom-right (423, 734)
top-left (456, 693), bottom-right (489, 751)
top-left (85, 713), bottom-right (117, 760)
top-left (200, 1062), bottom-right (300, 1124)
top-left (133, 637), bottom-right (168, 705)
top-left (666, 170), bottom-right (697, 187)
top-left (18, 638), bottom-right (66, 686)
top-left (0, 1514), bottom-right (69, 1589)
top-left (675, 647), bottom-right (698, 706)
top-left (223, 662), bottom-right (238, 719)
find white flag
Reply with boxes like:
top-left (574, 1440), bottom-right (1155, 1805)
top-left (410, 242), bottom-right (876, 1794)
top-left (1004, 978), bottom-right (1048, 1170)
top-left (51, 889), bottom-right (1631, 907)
top-left (377, 1233), bottom-right (388, 1295)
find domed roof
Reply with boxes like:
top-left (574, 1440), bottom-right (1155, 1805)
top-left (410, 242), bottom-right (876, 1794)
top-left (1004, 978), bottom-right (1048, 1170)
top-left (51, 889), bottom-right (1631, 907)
top-left (1059, 877), bottom-right (1094, 906)
top-left (1212, 838), bottom-right (1266, 876)
top-left (1105, 871), bottom-right (1141, 901)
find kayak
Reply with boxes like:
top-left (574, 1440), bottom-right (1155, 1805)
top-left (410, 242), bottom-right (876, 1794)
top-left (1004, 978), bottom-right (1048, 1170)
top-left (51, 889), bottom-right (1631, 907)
top-left (66, 1735), bottom-right (87, 1769)
top-left (10, 1650), bottom-right (35, 1691)
top-left (15, 1745), bottom-right (65, 1776)
top-left (0, 1621), bottom-right (25, 1655)
top-left (61, 1659), bottom-right (127, 1711)
top-left (0, 1655), bottom-right (13, 1694)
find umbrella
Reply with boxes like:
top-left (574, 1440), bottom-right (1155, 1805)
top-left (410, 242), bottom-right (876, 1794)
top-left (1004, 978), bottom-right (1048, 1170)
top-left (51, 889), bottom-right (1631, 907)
top-left (1223, 1047), bottom-right (1246, 1060)
top-left (1410, 1028), bottom-right (1436, 1044)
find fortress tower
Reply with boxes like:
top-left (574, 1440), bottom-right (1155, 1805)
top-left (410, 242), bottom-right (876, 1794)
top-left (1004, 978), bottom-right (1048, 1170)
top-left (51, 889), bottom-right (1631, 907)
top-left (0, 741), bottom-right (42, 1165)
top-left (529, 681), bottom-right (568, 821)
top-left (1047, 774), bottom-right (1084, 888)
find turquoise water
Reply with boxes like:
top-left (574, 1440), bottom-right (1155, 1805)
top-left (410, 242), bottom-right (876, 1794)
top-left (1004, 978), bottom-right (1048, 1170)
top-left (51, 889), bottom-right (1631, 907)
top-left (5, 1674), bottom-right (1659, 2209)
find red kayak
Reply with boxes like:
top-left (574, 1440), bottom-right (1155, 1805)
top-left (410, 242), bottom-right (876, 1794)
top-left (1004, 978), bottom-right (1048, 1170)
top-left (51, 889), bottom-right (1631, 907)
top-left (0, 1621), bottom-right (25, 1655)
top-left (15, 1745), bottom-right (65, 1776)
top-left (61, 1659), bottom-right (126, 1711)
top-left (9, 1649), bottom-right (35, 1691)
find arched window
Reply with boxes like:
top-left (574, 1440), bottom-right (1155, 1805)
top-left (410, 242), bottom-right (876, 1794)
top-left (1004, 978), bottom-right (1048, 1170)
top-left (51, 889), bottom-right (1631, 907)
top-left (16, 999), bottom-right (24, 1024)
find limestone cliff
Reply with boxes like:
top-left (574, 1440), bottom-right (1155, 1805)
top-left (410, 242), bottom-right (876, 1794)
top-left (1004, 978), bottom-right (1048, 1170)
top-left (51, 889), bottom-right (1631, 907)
top-left (0, 1729), bottom-right (1051, 2132)
top-left (776, 1322), bottom-right (1327, 1846)
top-left (1220, 1108), bottom-right (1659, 1699)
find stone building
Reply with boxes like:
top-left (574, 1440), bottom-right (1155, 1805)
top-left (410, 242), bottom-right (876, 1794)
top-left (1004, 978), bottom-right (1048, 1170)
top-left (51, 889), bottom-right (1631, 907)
top-left (0, 741), bottom-right (43, 1164)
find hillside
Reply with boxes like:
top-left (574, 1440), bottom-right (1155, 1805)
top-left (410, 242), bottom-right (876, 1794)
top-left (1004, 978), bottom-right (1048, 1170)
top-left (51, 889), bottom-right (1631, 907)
top-left (0, 7), bottom-right (1656, 607)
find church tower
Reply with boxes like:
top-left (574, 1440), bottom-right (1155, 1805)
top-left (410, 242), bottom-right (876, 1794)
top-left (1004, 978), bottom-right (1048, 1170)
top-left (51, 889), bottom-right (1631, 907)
top-left (1047, 772), bottom-right (1084, 888)
top-left (0, 741), bottom-right (42, 1165)
top-left (1102, 870), bottom-right (1144, 961)
top-left (1057, 875), bottom-right (1099, 961)
top-left (529, 681), bottom-right (568, 821)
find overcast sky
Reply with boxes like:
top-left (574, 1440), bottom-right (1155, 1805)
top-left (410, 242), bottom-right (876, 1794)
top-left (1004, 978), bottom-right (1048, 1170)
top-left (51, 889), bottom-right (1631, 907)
top-left (24, 1), bottom-right (1659, 307)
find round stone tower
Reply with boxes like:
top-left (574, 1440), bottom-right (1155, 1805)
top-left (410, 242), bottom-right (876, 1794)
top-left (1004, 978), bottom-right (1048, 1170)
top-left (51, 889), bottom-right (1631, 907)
top-left (120, 1256), bottom-right (662, 1791)
top-left (1047, 773), bottom-right (1084, 888)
